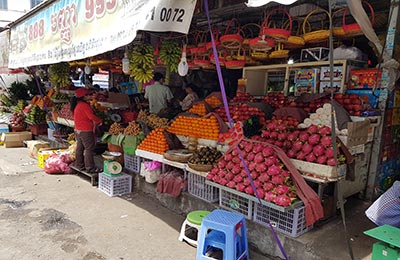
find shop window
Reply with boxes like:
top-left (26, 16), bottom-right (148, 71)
top-left (0, 0), bottom-right (7, 10)
top-left (30, 0), bottom-right (43, 8)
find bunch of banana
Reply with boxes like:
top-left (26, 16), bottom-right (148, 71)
top-left (14, 100), bottom-right (27, 113)
top-left (159, 40), bottom-right (181, 73)
top-left (129, 44), bottom-right (155, 83)
top-left (48, 62), bottom-right (71, 87)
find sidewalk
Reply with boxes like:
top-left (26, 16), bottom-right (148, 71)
top-left (0, 146), bottom-right (273, 260)
top-left (0, 146), bottom-right (377, 260)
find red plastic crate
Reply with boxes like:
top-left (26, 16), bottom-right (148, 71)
top-left (29, 124), bottom-right (48, 135)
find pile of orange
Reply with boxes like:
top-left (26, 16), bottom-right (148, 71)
top-left (168, 115), bottom-right (220, 140)
top-left (205, 96), bottom-right (222, 108)
top-left (188, 103), bottom-right (207, 116)
top-left (137, 128), bottom-right (169, 154)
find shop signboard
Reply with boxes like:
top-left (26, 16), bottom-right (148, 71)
top-left (8, 0), bottom-right (197, 68)
top-left (0, 31), bottom-right (10, 74)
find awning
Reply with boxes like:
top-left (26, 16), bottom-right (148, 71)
top-left (8, 0), bottom-right (197, 68)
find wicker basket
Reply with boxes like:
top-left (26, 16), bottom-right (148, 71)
top-left (342, 1), bottom-right (374, 37)
top-left (220, 19), bottom-right (244, 50)
top-left (283, 19), bottom-right (305, 49)
top-left (188, 163), bottom-right (213, 172)
top-left (164, 150), bottom-right (193, 163)
top-left (249, 36), bottom-right (275, 52)
top-left (302, 9), bottom-right (330, 44)
top-left (269, 43), bottom-right (289, 59)
top-left (261, 9), bottom-right (292, 41)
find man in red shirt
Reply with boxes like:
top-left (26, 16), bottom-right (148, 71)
top-left (71, 88), bottom-right (103, 173)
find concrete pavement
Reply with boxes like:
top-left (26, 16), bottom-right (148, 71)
top-left (0, 146), bottom-right (274, 260)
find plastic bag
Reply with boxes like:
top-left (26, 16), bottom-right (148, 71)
top-left (44, 153), bottom-right (71, 174)
top-left (333, 45), bottom-right (367, 62)
top-left (144, 160), bottom-right (162, 171)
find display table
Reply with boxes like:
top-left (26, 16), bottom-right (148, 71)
top-left (135, 149), bottom-right (163, 162)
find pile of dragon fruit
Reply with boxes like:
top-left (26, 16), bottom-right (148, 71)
top-left (207, 140), bottom-right (297, 207)
top-left (252, 118), bottom-right (346, 166)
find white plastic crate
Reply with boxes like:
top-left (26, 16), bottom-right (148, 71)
top-left (188, 172), bottom-right (219, 203)
top-left (219, 187), bottom-right (253, 219)
top-left (98, 173), bottom-right (132, 197)
top-left (253, 202), bottom-right (311, 238)
top-left (124, 154), bottom-right (141, 173)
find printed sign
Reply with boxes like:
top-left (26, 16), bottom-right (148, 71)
top-left (8, 0), bottom-right (196, 68)
top-left (0, 31), bottom-right (10, 73)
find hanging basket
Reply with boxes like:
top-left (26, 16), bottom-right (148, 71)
top-left (261, 9), bottom-right (292, 41)
top-left (249, 36), bottom-right (276, 52)
top-left (193, 55), bottom-right (211, 68)
top-left (224, 48), bottom-right (245, 69)
top-left (269, 43), bottom-right (289, 59)
top-left (205, 27), bottom-right (221, 51)
top-left (190, 31), bottom-right (207, 56)
top-left (302, 9), bottom-right (331, 44)
top-left (342, 1), bottom-right (375, 37)
top-left (220, 19), bottom-right (244, 50)
top-left (241, 23), bottom-right (261, 47)
top-left (284, 19), bottom-right (305, 49)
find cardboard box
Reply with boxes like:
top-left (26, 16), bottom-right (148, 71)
top-left (320, 81), bottom-right (341, 94)
top-left (290, 159), bottom-right (346, 179)
top-left (38, 150), bottom-right (55, 168)
top-left (26, 140), bottom-right (50, 159)
top-left (320, 66), bottom-right (343, 81)
top-left (107, 92), bottom-right (131, 108)
top-left (2, 131), bottom-right (32, 148)
top-left (294, 68), bottom-right (320, 84)
top-left (294, 83), bottom-right (318, 96)
top-left (346, 89), bottom-right (382, 108)
top-left (346, 119), bottom-right (370, 147)
top-left (348, 69), bottom-right (382, 89)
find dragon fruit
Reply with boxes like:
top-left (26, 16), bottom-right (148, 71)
top-left (244, 143), bottom-right (254, 153)
top-left (247, 152), bottom-right (255, 161)
top-left (275, 194), bottom-right (291, 207)
top-left (321, 135), bottom-right (333, 147)
top-left (236, 183), bottom-right (246, 192)
top-left (313, 144), bottom-right (326, 157)
top-left (265, 191), bottom-right (277, 202)
top-left (263, 182), bottom-right (275, 191)
top-left (262, 147), bottom-right (274, 157)
top-left (256, 189), bottom-right (265, 199)
top-left (206, 174), bottom-right (214, 180)
top-left (267, 165), bottom-right (281, 176)
top-left (227, 181), bottom-right (236, 188)
top-left (244, 186), bottom-right (254, 195)
top-left (275, 185), bottom-right (290, 195)
top-left (271, 175), bottom-right (285, 185)
top-left (258, 174), bottom-right (270, 183)
top-left (264, 157), bottom-right (278, 167)
top-left (302, 143), bottom-right (313, 154)
top-left (307, 124), bottom-right (319, 134)
top-left (254, 154), bottom-right (264, 163)
top-left (308, 134), bottom-right (321, 145)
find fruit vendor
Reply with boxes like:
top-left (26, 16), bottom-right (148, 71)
top-left (144, 72), bottom-right (174, 114)
top-left (71, 88), bottom-right (103, 173)
top-left (179, 85), bottom-right (199, 111)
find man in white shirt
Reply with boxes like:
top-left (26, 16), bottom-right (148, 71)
top-left (144, 72), bottom-right (174, 114)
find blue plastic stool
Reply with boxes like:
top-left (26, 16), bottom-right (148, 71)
top-left (196, 209), bottom-right (249, 260)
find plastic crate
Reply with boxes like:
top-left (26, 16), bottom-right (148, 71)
top-left (98, 172), bottom-right (132, 197)
top-left (253, 202), bottom-right (312, 238)
top-left (29, 124), bottom-right (48, 135)
top-left (219, 187), bottom-right (253, 219)
top-left (188, 172), bottom-right (219, 203)
top-left (124, 154), bottom-right (141, 173)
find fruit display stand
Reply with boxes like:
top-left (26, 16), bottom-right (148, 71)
top-left (135, 149), bottom-right (164, 162)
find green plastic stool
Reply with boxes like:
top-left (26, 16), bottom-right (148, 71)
top-left (364, 225), bottom-right (400, 260)
top-left (178, 210), bottom-right (210, 247)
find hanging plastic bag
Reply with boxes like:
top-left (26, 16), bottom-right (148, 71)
top-left (144, 160), bottom-right (162, 171)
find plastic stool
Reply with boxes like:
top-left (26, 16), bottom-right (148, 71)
top-left (179, 210), bottom-right (210, 246)
top-left (364, 225), bottom-right (400, 260)
top-left (196, 209), bottom-right (249, 260)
